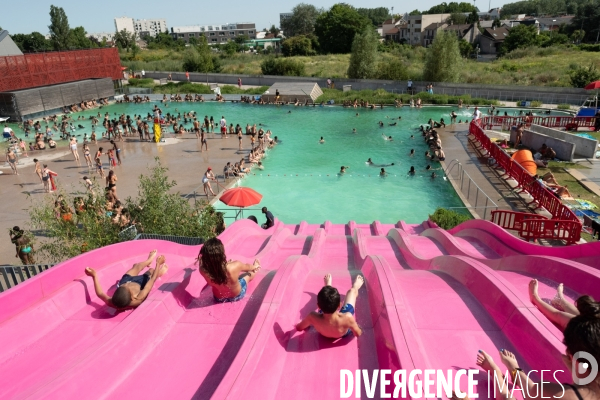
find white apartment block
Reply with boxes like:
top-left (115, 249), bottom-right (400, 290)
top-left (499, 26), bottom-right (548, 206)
top-left (114, 17), bottom-right (135, 34)
top-left (171, 23), bottom-right (257, 44)
top-left (114, 17), bottom-right (167, 37)
top-left (134, 19), bottom-right (167, 37)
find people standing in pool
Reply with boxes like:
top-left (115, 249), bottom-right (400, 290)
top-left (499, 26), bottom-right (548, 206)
top-left (380, 168), bottom-right (387, 177)
top-left (408, 166), bottom-right (416, 175)
top-left (10, 226), bottom-right (34, 265)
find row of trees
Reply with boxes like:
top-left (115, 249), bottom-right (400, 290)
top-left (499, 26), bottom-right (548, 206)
top-left (408, 2), bottom-right (478, 16)
top-left (12, 5), bottom-right (103, 52)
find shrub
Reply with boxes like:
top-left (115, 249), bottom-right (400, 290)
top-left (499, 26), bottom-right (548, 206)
top-left (260, 57), bottom-right (306, 76)
top-left (375, 59), bottom-right (408, 81)
top-left (580, 44), bottom-right (600, 52)
top-left (281, 35), bottom-right (316, 56)
top-left (530, 100), bottom-right (543, 107)
top-left (128, 78), bottom-right (155, 88)
top-left (569, 63), bottom-right (600, 88)
top-left (429, 208), bottom-right (472, 230)
top-left (28, 159), bottom-right (221, 263)
top-left (557, 103), bottom-right (571, 110)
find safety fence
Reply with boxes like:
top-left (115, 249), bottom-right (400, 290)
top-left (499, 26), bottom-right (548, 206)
top-left (491, 210), bottom-right (582, 244)
top-left (469, 121), bottom-right (581, 244)
top-left (480, 115), bottom-right (596, 131)
top-left (443, 160), bottom-right (499, 220)
top-left (0, 264), bottom-right (54, 293)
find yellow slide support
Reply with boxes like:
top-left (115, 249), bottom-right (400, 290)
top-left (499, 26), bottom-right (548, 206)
top-left (153, 121), bottom-right (161, 143)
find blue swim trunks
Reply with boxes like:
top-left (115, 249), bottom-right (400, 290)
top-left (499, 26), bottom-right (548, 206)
top-left (214, 277), bottom-right (247, 303)
top-left (118, 273), bottom-right (151, 290)
top-left (318, 304), bottom-right (355, 337)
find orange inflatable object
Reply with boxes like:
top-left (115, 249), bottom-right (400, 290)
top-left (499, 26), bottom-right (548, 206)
top-left (511, 149), bottom-right (537, 175)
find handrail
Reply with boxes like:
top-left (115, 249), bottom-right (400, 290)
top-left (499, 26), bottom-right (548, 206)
top-left (480, 115), bottom-right (595, 130)
top-left (469, 121), bottom-right (582, 244)
top-left (443, 159), bottom-right (499, 220)
top-left (0, 264), bottom-right (55, 293)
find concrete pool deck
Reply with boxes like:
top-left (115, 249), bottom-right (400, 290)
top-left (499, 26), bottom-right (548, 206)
top-left (0, 130), bottom-right (248, 264)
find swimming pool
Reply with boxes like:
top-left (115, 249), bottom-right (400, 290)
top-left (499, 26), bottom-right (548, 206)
top-left (5, 103), bottom-right (564, 224)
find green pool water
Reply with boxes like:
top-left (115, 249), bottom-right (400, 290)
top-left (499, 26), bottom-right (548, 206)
top-left (5, 103), bottom-right (566, 224)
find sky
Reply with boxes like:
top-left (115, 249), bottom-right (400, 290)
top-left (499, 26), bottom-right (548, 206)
top-left (2, 0), bottom-right (514, 35)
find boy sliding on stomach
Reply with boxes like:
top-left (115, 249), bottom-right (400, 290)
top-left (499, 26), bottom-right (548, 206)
top-left (84, 250), bottom-right (168, 310)
top-left (296, 273), bottom-right (364, 339)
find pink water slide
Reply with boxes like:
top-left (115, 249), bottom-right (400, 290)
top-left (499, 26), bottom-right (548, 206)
top-left (1, 218), bottom-right (599, 399)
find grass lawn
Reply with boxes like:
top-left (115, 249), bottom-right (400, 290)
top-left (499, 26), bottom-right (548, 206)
top-left (121, 47), bottom-right (600, 87)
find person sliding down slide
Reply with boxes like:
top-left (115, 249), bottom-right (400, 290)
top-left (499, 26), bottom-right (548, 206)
top-left (198, 238), bottom-right (261, 303)
top-left (85, 250), bottom-right (168, 310)
top-left (296, 274), bottom-right (364, 339)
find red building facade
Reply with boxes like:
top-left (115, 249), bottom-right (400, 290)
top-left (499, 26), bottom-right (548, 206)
top-left (0, 48), bottom-right (122, 92)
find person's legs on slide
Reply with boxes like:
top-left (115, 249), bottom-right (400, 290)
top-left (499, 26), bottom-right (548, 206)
top-left (124, 250), bottom-right (158, 276)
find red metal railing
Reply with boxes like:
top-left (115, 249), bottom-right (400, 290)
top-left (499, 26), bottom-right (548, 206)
top-left (470, 121), bottom-right (581, 244)
top-left (492, 210), bottom-right (581, 244)
top-left (480, 115), bottom-right (595, 131)
top-left (0, 48), bottom-right (122, 92)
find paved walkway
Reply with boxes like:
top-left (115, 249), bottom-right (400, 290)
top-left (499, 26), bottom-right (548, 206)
top-left (0, 131), bottom-right (250, 264)
top-left (438, 123), bottom-right (551, 220)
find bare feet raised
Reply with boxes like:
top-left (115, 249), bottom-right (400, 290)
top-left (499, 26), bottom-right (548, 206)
top-left (499, 349), bottom-right (519, 371)
top-left (158, 263), bottom-right (169, 277)
top-left (253, 259), bottom-right (261, 273)
top-left (551, 283), bottom-right (565, 311)
top-left (529, 279), bottom-right (540, 304)
top-left (147, 249), bottom-right (157, 263)
top-left (476, 350), bottom-right (500, 373)
top-left (353, 275), bottom-right (365, 291)
top-left (155, 254), bottom-right (166, 268)
top-left (324, 273), bottom-right (332, 287)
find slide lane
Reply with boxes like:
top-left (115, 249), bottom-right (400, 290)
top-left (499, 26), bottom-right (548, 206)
top-left (214, 232), bottom-right (388, 399)
top-left (448, 220), bottom-right (600, 267)
top-left (390, 229), bottom-right (579, 383)
top-left (1, 221), bottom-right (309, 399)
top-left (0, 240), bottom-right (197, 399)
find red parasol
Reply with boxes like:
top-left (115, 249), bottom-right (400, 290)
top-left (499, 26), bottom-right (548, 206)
top-left (219, 187), bottom-right (262, 208)
top-left (584, 81), bottom-right (600, 90)
top-left (121, 66), bottom-right (128, 71)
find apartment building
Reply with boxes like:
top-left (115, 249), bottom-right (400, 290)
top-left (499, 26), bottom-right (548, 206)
top-left (398, 13), bottom-right (451, 45)
top-left (171, 23), bottom-right (257, 44)
top-left (114, 17), bottom-right (167, 37)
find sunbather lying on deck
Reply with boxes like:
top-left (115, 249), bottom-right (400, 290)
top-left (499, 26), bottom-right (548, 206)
top-left (85, 249), bottom-right (168, 310)
top-left (296, 273), bottom-right (364, 339)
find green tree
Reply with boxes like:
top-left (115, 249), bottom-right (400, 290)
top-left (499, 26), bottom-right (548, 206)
top-left (182, 36), bottom-right (214, 72)
top-left (269, 25), bottom-right (281, 36)
top-left (69, 26), bottom-right (92, 49)
top-left (423, 30), bottom-right (461, 82)
top-left (221, 40), bottom-right (239, 55)
top-left (466, 10), bottom-right (480, 24)
top-left (409, 9), bottom-right (422, 15)
top-left (314, 3), bottom-right (371, 54)
top-left (12, 32), bottom-right (51, 52)
top-left (357, 7), bottom-right (391, 26)
top-left (571, 1), bottom-right (600, 42)
top-left (282, 35), bottom-right (316, 56)
top-left (569, 63), bottom-right (600, 88)
top-left (235, 34), bottom-right (249, 44)
top-left (499, 24), bottom-right (539, 55)
top-left (281, 3), bottom-right (322, 37)
top-left (492, 18), bottom-right (502, 28)
top-left (571, 29), bottom-right (585, 43)
top-left (114, 29), bottom-right (136, 51)
top-left (447, 12), bottom-right (467, 25)
top-left (48, 5), bottom-right (71, 50)
top-left (425, 2), bottom-right (477, 14)
top-left (458, 39), bottom-right (474, 57)
top-left (347, 28), bottom-right (379, 79)
top-left (28, 159), bottom-right (221, 263)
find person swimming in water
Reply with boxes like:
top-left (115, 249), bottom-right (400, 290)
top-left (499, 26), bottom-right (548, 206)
top-left (352, 128), bottom-right (356, 133)
top-left (431, 172), bottom-right (437, 179)
top-left (408, 166), bottom-right (416, 175)
top-left (380, 168), bottom-right (387, 177)
top-left (340, 166), bottom-right (349, 174)
top-left (410, 149), bottom-right (415, 156)
top-left (378, 121), bottom-right (384, 127)
top-left (366, 158), bottom-right (373, 165)
top-left (319, 136), bottom-right (325, 144)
